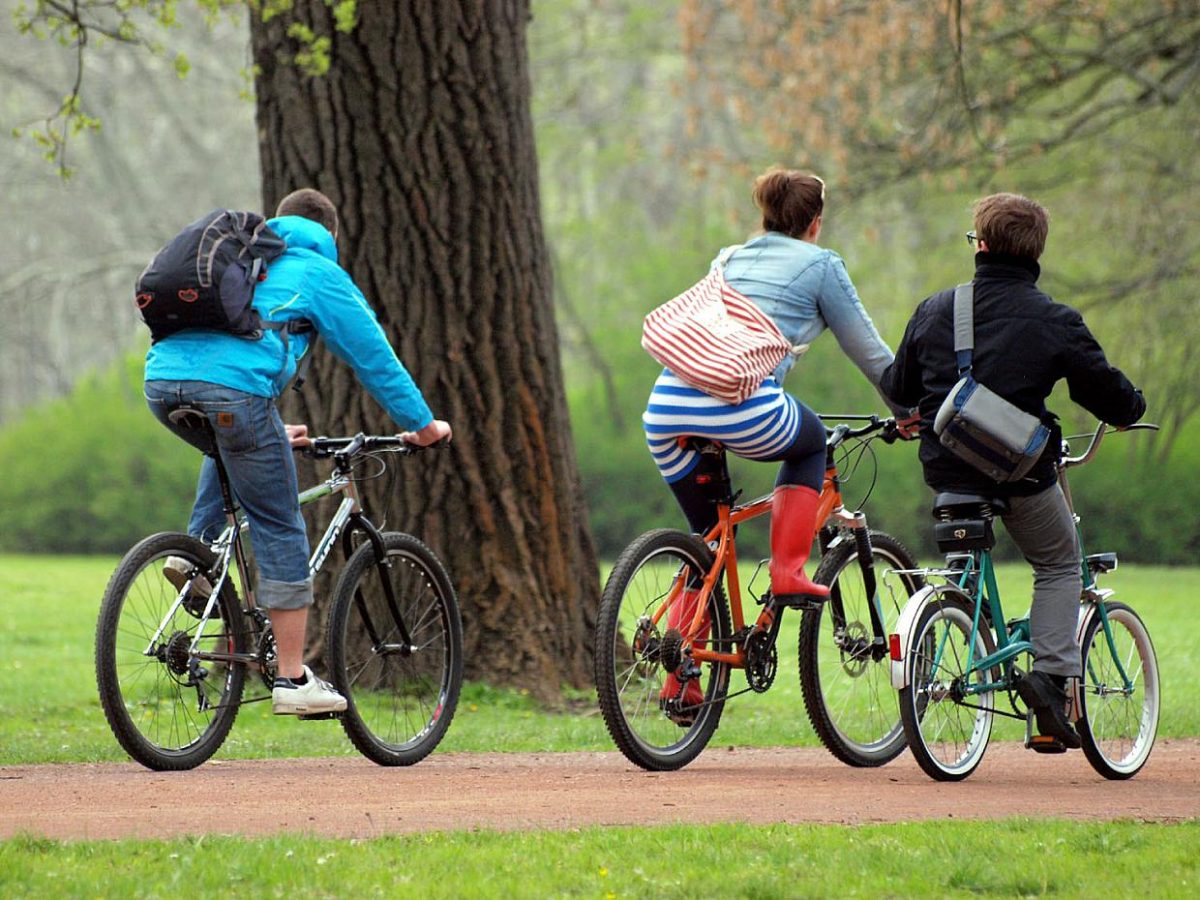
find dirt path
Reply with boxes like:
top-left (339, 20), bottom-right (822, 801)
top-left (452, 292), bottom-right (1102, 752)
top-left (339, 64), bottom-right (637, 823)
top-left (2, 740), bottom-right (1198, 841)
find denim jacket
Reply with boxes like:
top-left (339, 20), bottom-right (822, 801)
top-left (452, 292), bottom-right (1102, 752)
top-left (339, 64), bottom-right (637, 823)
top-left (145, 215), bottom-right (433, 431)
top-left (718, 232), bottom-right (899, 411)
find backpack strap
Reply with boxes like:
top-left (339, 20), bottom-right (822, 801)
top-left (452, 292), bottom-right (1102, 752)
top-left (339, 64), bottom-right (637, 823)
top-left (952, 282), bottom-right (975, 376)
top-left (261, 318), bottom-right (317, 392)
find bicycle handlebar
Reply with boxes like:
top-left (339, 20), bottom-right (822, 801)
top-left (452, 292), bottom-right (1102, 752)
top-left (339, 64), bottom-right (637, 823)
top-left (1061, 422), bottom-right (1159, 469)
top-left (818, 414), bottom-right (901, 450)
top-left (304, 433), bottom-right (445, 461)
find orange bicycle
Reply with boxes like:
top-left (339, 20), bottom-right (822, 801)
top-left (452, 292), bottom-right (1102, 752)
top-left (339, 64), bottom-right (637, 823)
top-left (594, 414), bottom-right (924, 770)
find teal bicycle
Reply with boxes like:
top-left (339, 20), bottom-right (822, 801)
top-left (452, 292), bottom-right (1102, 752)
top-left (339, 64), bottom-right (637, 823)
top-left (890, 422), bottom-right (1159, 781)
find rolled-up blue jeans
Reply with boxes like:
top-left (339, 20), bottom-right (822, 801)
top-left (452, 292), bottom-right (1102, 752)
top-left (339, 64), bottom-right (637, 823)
top-left (144, 380), bottom-right (313, 610)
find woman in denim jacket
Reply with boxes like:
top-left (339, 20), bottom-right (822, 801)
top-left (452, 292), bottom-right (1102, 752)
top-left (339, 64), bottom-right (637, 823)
top-left (643, 168), bottom-right (906, 720)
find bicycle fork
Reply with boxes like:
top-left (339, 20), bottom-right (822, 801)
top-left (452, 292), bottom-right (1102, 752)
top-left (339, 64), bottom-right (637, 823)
top-left (823, 515), bottom-right (890, 663)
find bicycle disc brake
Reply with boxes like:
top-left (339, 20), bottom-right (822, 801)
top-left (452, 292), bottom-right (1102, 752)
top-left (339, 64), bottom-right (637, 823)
top-left (834, 622), bottom-right (872, 677)
top-left (632, 616), bottom-right (662, 665)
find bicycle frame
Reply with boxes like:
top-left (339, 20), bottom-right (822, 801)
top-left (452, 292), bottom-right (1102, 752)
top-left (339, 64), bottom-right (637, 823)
top-left (655, 422), bottom-right (888, 670)
top-left (146, 443), bottom-right (417, 674)
top-left (941, 549), bottom-right (1033, 699)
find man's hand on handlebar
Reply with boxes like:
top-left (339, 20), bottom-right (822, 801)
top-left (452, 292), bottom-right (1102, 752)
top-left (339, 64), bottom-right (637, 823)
top-left (285, 423), bottom-right (312, 448)
top-left (399, 419), bottom-right (453, 447)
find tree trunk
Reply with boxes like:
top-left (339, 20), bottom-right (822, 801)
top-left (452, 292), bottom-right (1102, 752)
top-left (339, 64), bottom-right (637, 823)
top-left (250, 1), bottom-right (598, 697)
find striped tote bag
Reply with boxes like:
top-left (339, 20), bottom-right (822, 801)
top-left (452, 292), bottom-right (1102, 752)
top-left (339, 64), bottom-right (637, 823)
top-left (641, 265), bottom-right (792, 405)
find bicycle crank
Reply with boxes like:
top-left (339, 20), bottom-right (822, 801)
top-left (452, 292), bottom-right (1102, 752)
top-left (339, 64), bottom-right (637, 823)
top-left (744, 628), bottom-right (778, 692)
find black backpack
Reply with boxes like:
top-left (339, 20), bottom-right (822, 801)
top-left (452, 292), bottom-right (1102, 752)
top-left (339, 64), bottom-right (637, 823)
top-left (134, 210), bottom-right (288, 343)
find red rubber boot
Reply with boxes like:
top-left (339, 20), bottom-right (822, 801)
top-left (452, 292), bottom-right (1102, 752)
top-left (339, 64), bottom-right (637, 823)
top-left (658, 587), bottom-right (709, 725)
top-left (769, 485), bottom-right (831, 607)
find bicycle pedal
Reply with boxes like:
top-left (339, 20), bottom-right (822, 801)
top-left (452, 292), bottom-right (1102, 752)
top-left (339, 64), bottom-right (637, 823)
top-left (1028, 734), bottom-right (1068, 754)
top-left (766, 591), bottom-right (825, 611)
top-left (297, 711), bottom-right (344, 721)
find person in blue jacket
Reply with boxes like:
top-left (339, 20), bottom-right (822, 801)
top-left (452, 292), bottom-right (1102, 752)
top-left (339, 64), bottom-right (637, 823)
top-left (144, 188), bottom-right (451, 716)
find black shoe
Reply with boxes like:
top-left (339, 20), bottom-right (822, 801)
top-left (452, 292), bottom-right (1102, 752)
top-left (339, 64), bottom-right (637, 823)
top-left (1017, 671), bottom-right (1081, 750)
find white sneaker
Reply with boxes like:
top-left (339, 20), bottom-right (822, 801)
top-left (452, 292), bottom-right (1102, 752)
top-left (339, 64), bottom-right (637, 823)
top-left (163, 556), bottom-right (212, 615)
top-left (272, 666), bottom-right (348, 716)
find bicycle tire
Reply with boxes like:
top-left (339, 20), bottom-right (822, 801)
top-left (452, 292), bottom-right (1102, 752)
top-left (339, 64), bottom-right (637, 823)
top-left (95, 532), bottom-right (247, 770)
top-left (1077, 601), bottom-right (1159, 780)
top-left (798, 531), bottom-right (923, 767)
top-left (898, 586), bottom-right (995, 781)
top-left (326, 532), bottom-right (463, 766)
top-left (594, 528), bottom-right (732, 771)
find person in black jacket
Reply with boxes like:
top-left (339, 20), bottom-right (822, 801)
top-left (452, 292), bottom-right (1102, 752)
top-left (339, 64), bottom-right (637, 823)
top-left (881, 192), bottom-right (1146, 749)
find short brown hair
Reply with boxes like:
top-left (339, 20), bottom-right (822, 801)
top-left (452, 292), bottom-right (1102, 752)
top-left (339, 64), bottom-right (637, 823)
top-left (275, 188), bottom-right (339, 236)
top-left (752, 168), bottom-right (825, 238)
top-left (972, 193), bottom-right (1048, 260)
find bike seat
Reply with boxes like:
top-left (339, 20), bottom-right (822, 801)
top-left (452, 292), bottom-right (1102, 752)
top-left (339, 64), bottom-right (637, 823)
top-left (677, 436), bottom-right (725, 456)
top-left (166, 404), bottom-right (213, 433)
top-left (931, 492), bottom-right (1009, 520)
top-left (932, 493), bottom-right (1007, 553)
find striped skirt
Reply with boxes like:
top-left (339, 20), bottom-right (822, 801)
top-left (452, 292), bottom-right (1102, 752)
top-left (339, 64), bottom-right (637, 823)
top-left (643, 369), bottom-right (802, 483)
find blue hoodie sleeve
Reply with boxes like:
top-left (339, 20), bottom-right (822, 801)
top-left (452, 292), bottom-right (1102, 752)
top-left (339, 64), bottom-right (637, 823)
top-left (302, 262), bottom-right (434, 431)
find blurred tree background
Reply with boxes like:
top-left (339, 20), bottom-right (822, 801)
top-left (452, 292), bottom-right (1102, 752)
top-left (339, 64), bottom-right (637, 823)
top-left (1, 0), bottom-right (1197, 566)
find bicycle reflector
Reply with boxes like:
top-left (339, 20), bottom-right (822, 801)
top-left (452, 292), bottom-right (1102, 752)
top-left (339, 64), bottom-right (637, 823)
top-left (889, 633), bottom-right (903, 661)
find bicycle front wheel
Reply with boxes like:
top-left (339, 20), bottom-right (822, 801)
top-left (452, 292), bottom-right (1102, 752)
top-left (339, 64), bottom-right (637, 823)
top-left (799, 531), bottom-right (922, 767)
top-left (898, 587), bottom-right (995, 781)
top-left (95, 532), bottom-right (246, 770)
top-left (594, 529), bottom-right (733, 771)
top-left (1077, 602), bottom-right (1159, 780)
top-left (327, 532), bottom-right (463, 766)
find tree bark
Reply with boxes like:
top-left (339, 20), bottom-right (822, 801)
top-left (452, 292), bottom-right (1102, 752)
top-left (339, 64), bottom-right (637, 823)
top-left (250, 1), bottom-right (598, 697)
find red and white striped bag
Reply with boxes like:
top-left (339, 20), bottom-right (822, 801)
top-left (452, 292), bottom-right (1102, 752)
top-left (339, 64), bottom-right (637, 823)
top-left (641, 261), bottom-right (793, 405)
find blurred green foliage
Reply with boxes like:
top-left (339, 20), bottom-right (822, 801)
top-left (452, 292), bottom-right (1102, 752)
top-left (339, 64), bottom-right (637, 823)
top-left (0, 355), bottom-right (198, 554)
top-left (0, 0), bottom-right (1194, 567)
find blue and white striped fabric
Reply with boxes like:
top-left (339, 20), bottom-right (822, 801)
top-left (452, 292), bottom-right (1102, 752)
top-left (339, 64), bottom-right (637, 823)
top-left (643, 369), bottom-right (802, 483)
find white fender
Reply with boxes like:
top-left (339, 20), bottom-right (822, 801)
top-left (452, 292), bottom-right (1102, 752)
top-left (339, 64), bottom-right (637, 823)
top-left (1068, 594), bottom-right (1111, 721)
top-left (889, 584), bottom-right (942, 689)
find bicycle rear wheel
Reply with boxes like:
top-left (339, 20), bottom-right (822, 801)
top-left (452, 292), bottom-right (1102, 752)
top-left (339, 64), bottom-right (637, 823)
top-left (594, 529), bottom-right (732, 771)
top-left (327, 532), bottom-right (463, 766)
top-left (799, 530), bottom-right (922, 766)
top-left (1077, 602), bottom-right (1159, 780)
top-left (898, 587), bottom-right (995, 781)
top-left (95, 532), bottom-right (246, 770)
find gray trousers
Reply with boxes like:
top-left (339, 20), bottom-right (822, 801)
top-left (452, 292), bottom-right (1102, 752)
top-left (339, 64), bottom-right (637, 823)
top-left (1001, 483), bottom-right (1081, 677)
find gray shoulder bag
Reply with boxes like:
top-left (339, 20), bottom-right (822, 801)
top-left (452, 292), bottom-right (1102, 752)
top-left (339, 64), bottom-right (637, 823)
top-left (932, 283), bottom-right (1051, 483)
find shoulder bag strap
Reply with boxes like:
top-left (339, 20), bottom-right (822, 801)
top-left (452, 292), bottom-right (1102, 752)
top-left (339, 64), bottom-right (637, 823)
top-left (952, 282), bottom-right (975, 376)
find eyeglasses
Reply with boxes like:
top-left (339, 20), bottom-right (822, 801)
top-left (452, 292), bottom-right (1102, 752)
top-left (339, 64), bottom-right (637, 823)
top-left (966, 230), bottom-right (979, 247)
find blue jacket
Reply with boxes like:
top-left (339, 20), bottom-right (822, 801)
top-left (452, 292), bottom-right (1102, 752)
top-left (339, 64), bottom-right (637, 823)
top-left (719, 232), bottom-right (899, 410)
top-left (145, 215), bottom-right (433, 431)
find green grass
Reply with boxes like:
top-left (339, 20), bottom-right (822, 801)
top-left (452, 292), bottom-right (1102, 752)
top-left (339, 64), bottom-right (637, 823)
top-left (2, 820), bottom-right (1198, 897)
top-left (3, 554), bottom-right (1197, 893)
top-left (0, 554), bottom-right (1197, 765)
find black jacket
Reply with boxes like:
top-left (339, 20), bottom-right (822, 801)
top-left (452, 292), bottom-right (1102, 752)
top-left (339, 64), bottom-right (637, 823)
top-left (880, 253), bottom-right (1146, 495)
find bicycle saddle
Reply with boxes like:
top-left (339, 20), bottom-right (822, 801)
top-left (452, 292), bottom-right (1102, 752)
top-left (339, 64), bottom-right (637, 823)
top-left (166, 404), bottom-right (211, 431)
top-left (677, 436), bottom-right (724, 455)
top-left (932, 492), bottom-right (1008, 553)
top-left (931, 492), bottom-right (1010, 520)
